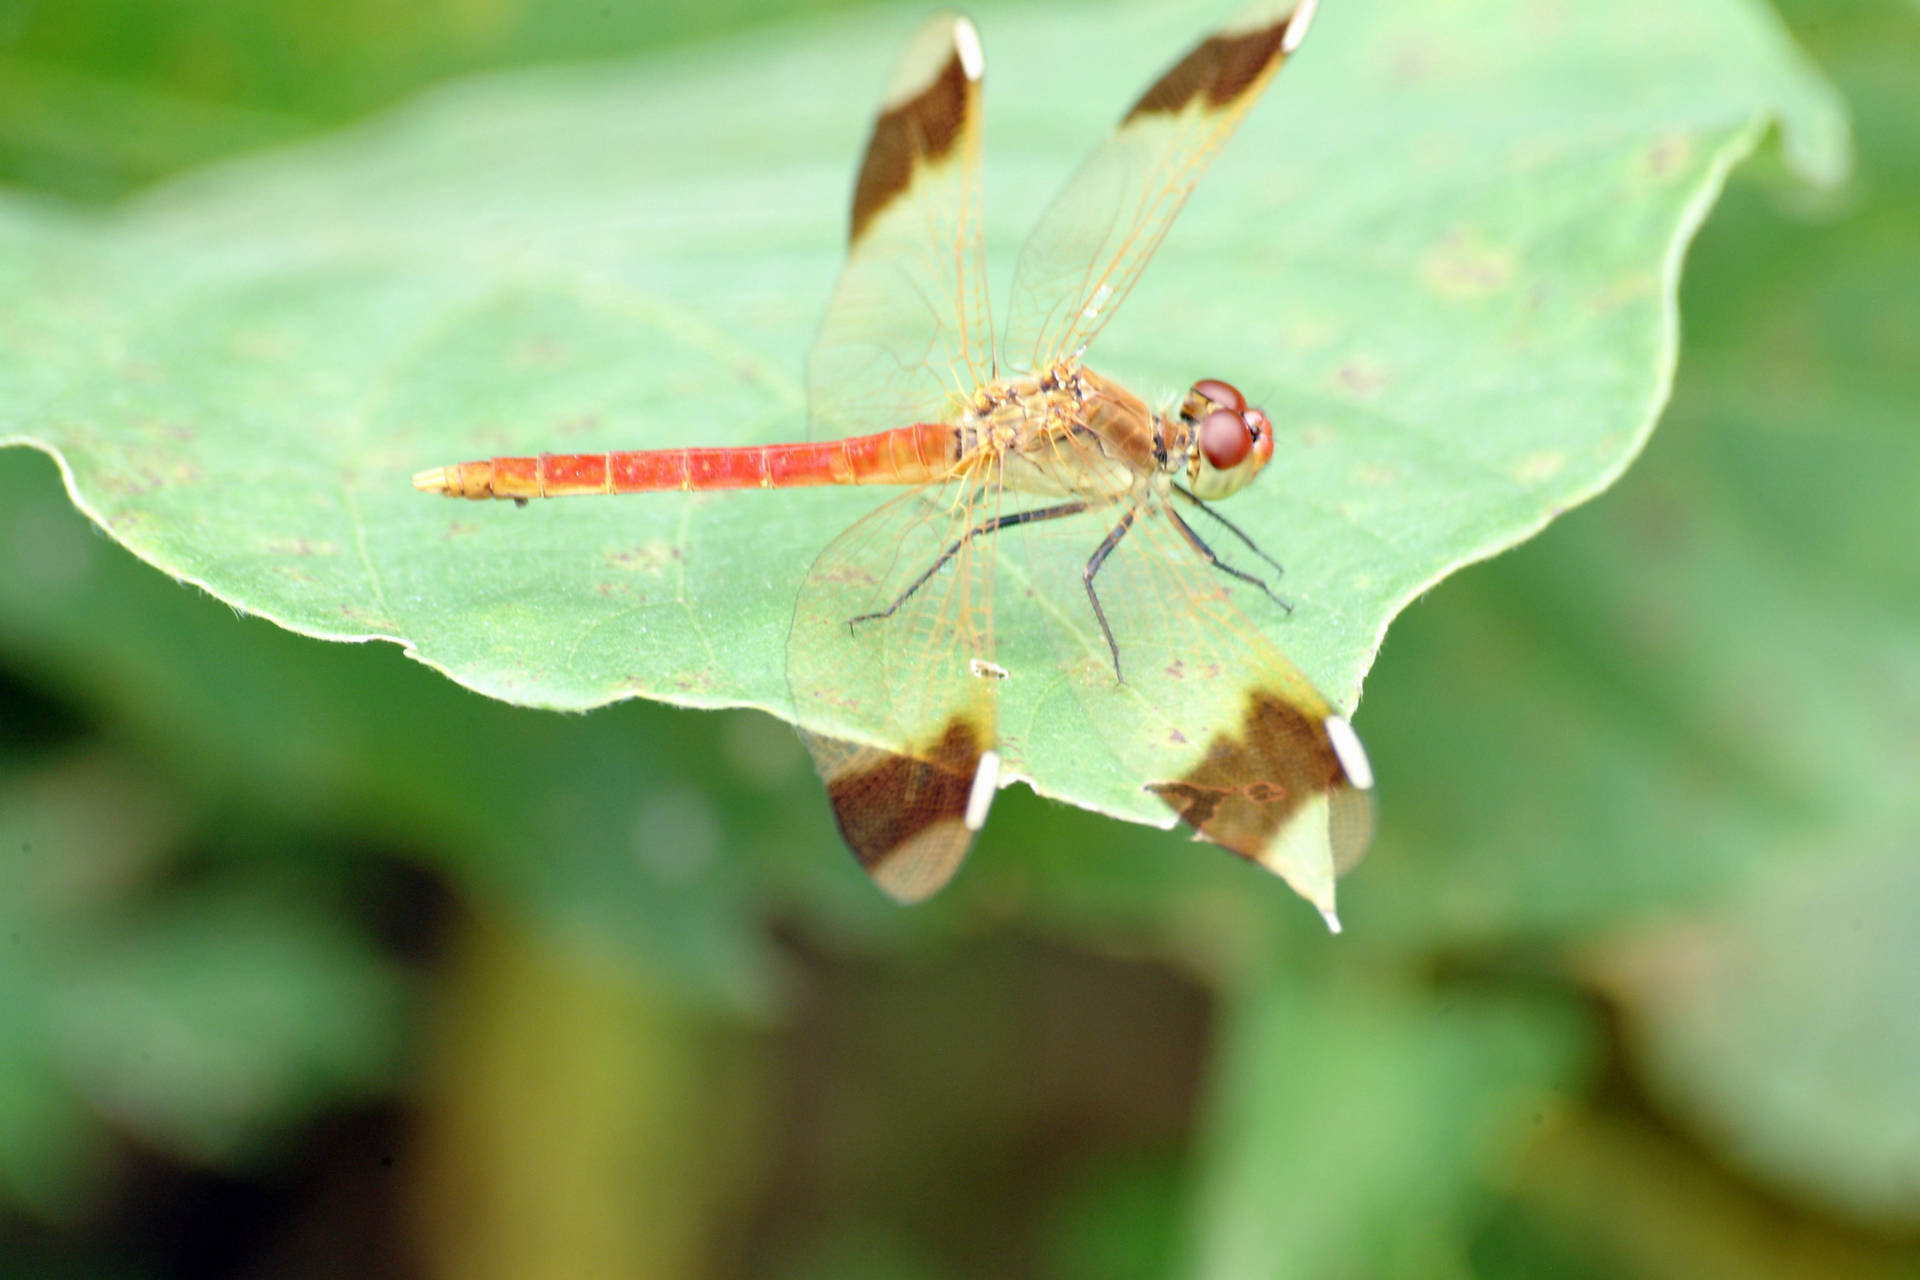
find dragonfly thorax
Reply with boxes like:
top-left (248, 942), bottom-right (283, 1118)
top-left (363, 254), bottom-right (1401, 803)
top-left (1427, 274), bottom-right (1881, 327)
top-left (959, 359), bottom-right (1158, 500)
top-left (959, 364), bottom-right (1274, 505)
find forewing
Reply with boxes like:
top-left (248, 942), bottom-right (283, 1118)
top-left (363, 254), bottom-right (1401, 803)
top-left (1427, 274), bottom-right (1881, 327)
top-left (807, 12), bottom-right (994, 440)
top-left (787, 467), bottom-right (1007, 902)
top-left (999, 0), bottom-right (1317, 372)
top-left (1008, 452), bottom-right (1372, 921)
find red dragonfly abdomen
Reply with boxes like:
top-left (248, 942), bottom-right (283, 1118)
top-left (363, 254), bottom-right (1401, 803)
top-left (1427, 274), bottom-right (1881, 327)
top-left (414, 422), bottom-right (957, 500)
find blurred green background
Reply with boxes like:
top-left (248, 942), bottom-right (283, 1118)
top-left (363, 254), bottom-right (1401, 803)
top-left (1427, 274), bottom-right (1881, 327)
top-left (1, 1), bottom-right (1916, 1277)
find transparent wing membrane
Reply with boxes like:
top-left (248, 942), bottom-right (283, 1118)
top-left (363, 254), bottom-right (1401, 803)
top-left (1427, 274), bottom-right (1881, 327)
top-left (780, 0), bottom-right (1364, 909)
top-left (1003, 425), bottom-right (1371, 915)
top-left (787, 467), bottom-right (1007, 901)
top-left (807, 13), bottom-right (994, 440)
top-left (1000, 0), bottom-right (1316, 371)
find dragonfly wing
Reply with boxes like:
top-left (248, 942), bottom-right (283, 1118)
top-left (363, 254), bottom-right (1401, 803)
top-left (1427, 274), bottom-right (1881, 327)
top-left (1009, 455), bottom-right (1371, 920)
top-left (999, 0), bottom-right (1317, 372)
top-left (807, 13), bottom-right (994, 440)
top-left (792, 725), bottom-right (993, 903)
top-left (787, 467), bottom-right (1007, 901)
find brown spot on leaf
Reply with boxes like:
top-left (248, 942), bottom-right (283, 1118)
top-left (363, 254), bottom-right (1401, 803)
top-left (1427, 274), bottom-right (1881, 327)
top-left (1642, 134), bottom-right (1693, 181)
top-left (1335, 359), bottom-right (1390, 397)
top-left (264, 537), bottom-right (340, 557)
top-left (603, 543), bottom-right (674, 575)
top-left (1587, 272), bottom-right (1654, 317)
top-left (233, 330), bottom-right (291, 361)
top-left (1297, 423), bottom-right (1336, 449)
top-left (1423, 227), bottom-right (1515, 298)
top-left (1512, 451), bottom-right (1565, 485)
top-left (513, 336), bottom-right (569, 367)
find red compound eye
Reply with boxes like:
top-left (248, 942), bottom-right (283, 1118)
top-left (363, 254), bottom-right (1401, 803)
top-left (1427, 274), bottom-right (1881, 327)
top-left (1190, 378), bottom-right (1246, 414)
top-left (1199, 409), bottom-right (1253, 470)
top-left (1246, 408), bottom-right (1274, 466)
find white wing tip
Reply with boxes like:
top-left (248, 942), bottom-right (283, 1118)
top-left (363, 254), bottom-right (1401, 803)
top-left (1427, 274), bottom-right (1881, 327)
top-left (1323, 714), bottom-right (1374, 791)
top-left (1282, 0), bottom-right (1320, 54)
top-left (953, 17), bottom-right (984, 81)
top-left (1318, 904), bottom-right (1343, 934)
top-left (964, 749), bottom-right (1000, 831)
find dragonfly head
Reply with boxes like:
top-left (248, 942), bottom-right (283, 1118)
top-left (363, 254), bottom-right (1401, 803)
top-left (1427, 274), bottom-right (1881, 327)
top-left (1181, 378), bottom-right (1274, 501)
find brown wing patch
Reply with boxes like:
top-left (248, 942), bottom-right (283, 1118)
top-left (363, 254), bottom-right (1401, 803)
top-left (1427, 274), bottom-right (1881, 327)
top-left (1145, 690), bottom-right (1371, 871)
top-left (809, 13), bottom-right (990, 438)
top-left (850, 46), bottom-right (975, 244)
top-left (1125, 17), bottom-right (1293, 122)
top-left (818, 717), bottom-right (985, 903)
top-left (999, 0), bottom-right (1317, 369)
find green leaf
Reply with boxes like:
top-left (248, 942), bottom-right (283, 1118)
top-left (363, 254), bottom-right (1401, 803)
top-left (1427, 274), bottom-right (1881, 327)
top-left (0, 0), bottom-right (1846, 839)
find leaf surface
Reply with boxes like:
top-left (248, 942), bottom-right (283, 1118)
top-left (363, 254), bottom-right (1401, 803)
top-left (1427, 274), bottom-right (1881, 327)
top-left (0, 0), bottom-right (1846, 828)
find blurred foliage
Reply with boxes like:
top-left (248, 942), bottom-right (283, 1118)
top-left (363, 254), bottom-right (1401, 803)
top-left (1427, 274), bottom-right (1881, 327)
top-left (0, 0), bottom-right (872, 201)
top-left (1, 1), bottom-right (1916, 1279)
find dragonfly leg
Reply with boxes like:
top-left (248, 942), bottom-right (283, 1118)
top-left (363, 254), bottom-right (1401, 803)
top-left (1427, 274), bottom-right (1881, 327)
top-left (1084, 509), bottom-right (1138, 683)
top-left (848, 500), bottom-right (1090, 633)
top-left (1162, 504), bottom-right (1293, 615)
top-left (1172, 483), bottom-right (1285, 578)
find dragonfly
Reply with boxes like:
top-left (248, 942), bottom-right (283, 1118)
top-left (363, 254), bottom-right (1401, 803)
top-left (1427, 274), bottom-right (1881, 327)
top-left (414, 0), bottom-right (1374, 927)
